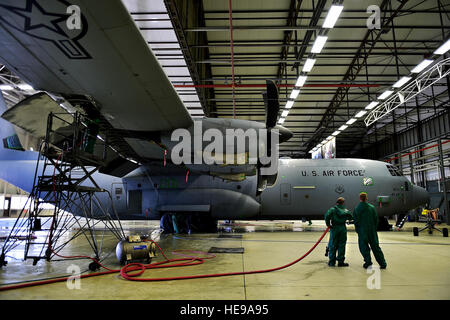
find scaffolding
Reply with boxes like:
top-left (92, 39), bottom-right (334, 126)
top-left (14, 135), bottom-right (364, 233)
top-left (0, 112), bottom-right (125, 269)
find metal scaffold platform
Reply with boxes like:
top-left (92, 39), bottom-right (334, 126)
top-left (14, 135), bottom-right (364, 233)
top-left (0, 112), bottom-right (125, 269)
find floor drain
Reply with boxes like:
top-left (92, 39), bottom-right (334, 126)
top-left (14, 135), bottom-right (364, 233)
top-left (208, 247), bottom-right (244, 254)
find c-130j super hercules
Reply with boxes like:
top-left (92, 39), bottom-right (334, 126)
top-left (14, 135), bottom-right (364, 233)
top-left (0, 0), bottom-right (428, 236)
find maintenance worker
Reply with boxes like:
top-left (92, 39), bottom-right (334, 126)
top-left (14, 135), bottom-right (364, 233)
top-left (353, 192), bottom-right (387, 269)
top-left (324, 197), bottom-right (353, 267)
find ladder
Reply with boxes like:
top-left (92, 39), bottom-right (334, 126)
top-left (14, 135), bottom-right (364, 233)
top-left (1, 112), bottom-right (125, 268)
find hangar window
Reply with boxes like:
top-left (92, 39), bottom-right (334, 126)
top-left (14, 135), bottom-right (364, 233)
top-left (386, 165), bottom-right (402, 176)
top-left (115, 187), bottom-right (122, 195)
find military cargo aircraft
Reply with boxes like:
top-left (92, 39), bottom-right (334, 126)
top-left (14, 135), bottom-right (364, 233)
top-left (0, 0), bottom-right (429, 232)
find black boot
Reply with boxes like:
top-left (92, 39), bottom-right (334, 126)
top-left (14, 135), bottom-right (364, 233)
top-left (363, 262), bottom-right (373, 269)
top-left (338, 262), bottom-right (349, 267)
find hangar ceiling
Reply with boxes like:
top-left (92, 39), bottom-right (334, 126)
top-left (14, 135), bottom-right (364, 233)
top-left (1, 0), bottom-right (449, 159)
top-left (125, 0), bottom-right (450, 157)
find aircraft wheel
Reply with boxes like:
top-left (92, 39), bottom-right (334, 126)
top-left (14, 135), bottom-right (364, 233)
top-left (413, 227), bottom-right (418, 236)
top-left (428, 229), bottom-right (432, 235)
top-left (443, 228), bottom-right (448, 237)
top-left (89, 261), bottom-right (100, 271)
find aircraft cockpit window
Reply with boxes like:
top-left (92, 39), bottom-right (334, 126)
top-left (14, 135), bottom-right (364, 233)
top-left (386, 165), bottom-right (403, 176)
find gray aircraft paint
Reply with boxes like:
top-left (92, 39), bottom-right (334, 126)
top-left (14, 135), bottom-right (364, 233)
top-left (259, 158), bottom-right (428, 219)
top-left (0, 155), bottom-right (429, 221)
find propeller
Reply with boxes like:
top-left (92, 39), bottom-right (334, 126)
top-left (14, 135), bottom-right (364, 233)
top-left (264, 80), bottom-right (280, 129)
top-left (258, 80), bottom-right (294, 194)
top-left (263, 80), bottom-right (287, 158)
top-left (257, 80), bottom-right (286, 194)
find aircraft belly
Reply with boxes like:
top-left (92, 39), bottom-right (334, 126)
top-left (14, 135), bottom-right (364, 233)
top-left (156, 188), bottom-right (260, 219)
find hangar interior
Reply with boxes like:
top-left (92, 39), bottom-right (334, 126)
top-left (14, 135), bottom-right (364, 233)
top-left (0, 0), bottom-right (449, 300)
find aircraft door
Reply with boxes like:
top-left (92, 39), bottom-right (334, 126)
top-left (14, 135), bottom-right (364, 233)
top-left (112, 182), bottom-right (127, 213)
top-left (280, 183), bottom-right (291, 205)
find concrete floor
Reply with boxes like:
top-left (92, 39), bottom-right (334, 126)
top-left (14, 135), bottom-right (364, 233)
top-left (0, 218), bottom-right (449, 300)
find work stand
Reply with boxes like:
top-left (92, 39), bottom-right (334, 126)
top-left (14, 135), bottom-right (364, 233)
top-left (413, 212), bottom-right (448, 237)
top-left (0, 112), bottom-right (126, 270)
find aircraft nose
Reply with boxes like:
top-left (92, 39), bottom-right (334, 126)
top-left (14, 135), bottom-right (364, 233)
top-left (413, 185), bottom-right (429, 207)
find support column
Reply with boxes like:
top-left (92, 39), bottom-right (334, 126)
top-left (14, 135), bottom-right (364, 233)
top-left (409, 153), bottom-right (415, 184)
top-left (437, 139), bottom-right (449, 225)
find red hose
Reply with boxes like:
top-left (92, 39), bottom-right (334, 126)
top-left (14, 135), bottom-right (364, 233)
top-left (0, 228), bottom-right (329, 291)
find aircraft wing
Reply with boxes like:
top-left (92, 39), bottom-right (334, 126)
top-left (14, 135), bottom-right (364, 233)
top-left (0, 0), bottom-right (193, 173)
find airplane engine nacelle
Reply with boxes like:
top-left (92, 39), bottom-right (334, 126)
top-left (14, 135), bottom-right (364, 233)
top-left (161, 118), bottom-right (289, 184)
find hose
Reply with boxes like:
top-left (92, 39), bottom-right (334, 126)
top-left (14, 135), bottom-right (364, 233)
top-left (0, 227), bottom-right (329, 291)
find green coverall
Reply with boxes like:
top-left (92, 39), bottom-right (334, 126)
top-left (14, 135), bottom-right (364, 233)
top-left (353, 202), bottom-right (387, 268)
top-left (325, 204), bottom-right (353, 266)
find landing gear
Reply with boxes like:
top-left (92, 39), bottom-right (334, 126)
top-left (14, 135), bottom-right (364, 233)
top-left (160, 213), bottom-right (217, 234)
top-left (89, 260), bottom-right (101, 271)
top-left (395, 213), bottom-right (409, 229)
top-left (377, 217), bottom-right (392, 231)
top-left (413, 227), bottom-right (419, 236)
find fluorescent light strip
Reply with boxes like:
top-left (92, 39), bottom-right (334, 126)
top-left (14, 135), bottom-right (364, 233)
top-left (355, 110), bottom-right (367, 118)
top-left (332, 131), bottom-right (340, 136)
top-left (434, 39), bottom-right (450, 55)
top-left (285, 100), bottom-right (294, 109)
top-left (378, 90), bottom-right (394, 100)
top-left (302, 58), bottom-right (316, 72)
top-left (311, 36), bottom-right (328, 53)
top-left (327, 136), bottom-right (334, 140)
top-left (365, 101), bottom-right (379, 110)
top-left (281, 110), bottom-right (289, 118)
top-left (346, 118), bottom-right (357, 125)
top-left (278, 117), bottom-right (285, 124)
top-left (392, 76), bottom-right (411, 88)
top-left (411, 59), bottom-right (433, 73)
top-left (289, 90), bottom-right (300, 100)
top-left (322, 5), bottom-right (344, 28)
top-left (338, 125), bottom-right (348, 131)
top-left (321, 140), bottom-right (327, 144)
top-left (295, 76), bottom-right (308, 87)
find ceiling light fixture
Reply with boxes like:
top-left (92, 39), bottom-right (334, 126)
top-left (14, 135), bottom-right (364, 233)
top-left (302, 58), bottom-right (316, 72)
top-left (285, 100), bottom-right (295, 109)
top-left (322, 5), bottom-right (344, 28)
top-left (295, 75), bottom-right (308, 87)
top-left (365, 101), bottom-right (379, 110)
top-left (377, 90), bottom-right (394, 100)
top-left (411, 59), bottom-right (433, 73)
top-left (311, 36), bottom-right (328, 53)
top-left (355, 110), bottom-right (367, 118)
top-left (392, 76), bottom-right (412, 88)
top-left (289, 90), bottom-right (300, 100)
top-left (434, 39), bottom-right (450, 55)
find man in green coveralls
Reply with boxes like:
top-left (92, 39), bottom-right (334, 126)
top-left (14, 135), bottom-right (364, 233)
top-left (353, 192), bottom-right (387, 269)
top-left (325, 197), bottom-right (353, 267)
